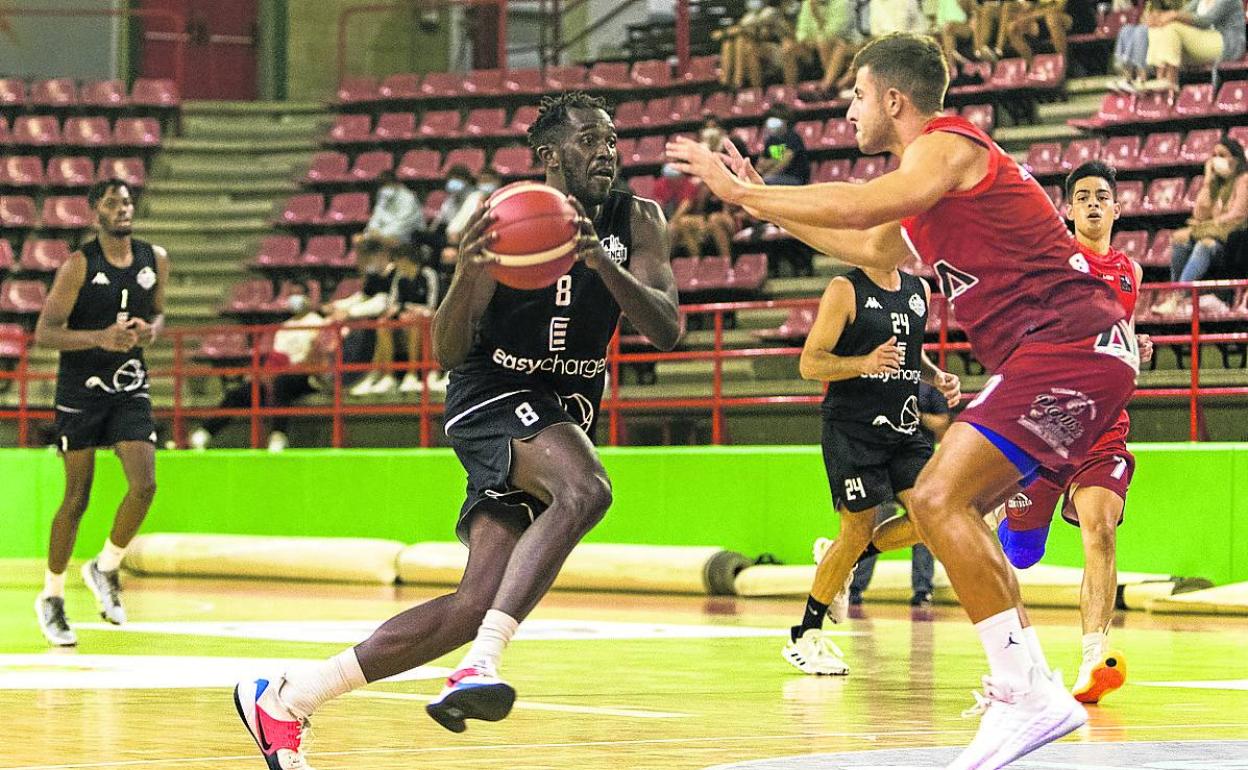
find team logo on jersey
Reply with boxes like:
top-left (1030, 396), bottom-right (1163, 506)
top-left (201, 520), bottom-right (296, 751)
top-left (599, 234), bottom-right (627, 265)
top-left (933, 260), bottom-right (980, 301)
top-left (872, 394), bottom-right (920, 435)
top-left (908, 293), bottom-right (926, 317)
top-left (557, 392), bottom-right (596, 432)
top-left (136, 266), bottom-right (157, 291)
top-left (864, 297), bottom-right (883, 310)
top-left (91, 272), bottom-right (110, 286)
top-left (1006, 493), bottom-right (1033, 516)
top-left (1094, 319), bottom-right (1140, 373)
top-left (1018, 387), bottom-right (1096, 459)
top-left (84, 358), bottom-right (148, 395)
top-left (1119, 274), bottom-right (1133, 293)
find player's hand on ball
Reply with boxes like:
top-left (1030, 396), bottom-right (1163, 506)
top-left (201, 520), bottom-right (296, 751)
top-left (458, 203), bottom-right (497, 271)
top-left (859, 336), bottom-right (902, 376)
top-left (566, 196), bottom-right (609, 272)
top-left (1137, 333), bottom-right (1153, 363)
top-left (97, 321), bottom-right (139, 352)
top-left (934, 369), bottom-right (962, 407)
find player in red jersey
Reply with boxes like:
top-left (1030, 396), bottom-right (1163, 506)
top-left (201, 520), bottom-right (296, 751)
top-left (992, 161), bottom-right (1153, 704)
top-left (669, 32), bottom-right (1138, 769)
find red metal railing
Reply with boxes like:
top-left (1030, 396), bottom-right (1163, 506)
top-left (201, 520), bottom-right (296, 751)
top-left (2, 279), bottom-right (1246, 448)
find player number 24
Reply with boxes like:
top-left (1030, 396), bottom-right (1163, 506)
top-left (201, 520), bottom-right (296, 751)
top-left (844, 477), bottom-right (866, 501)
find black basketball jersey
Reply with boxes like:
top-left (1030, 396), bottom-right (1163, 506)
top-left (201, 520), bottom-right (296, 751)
top-left (57, 238), bottom-right (159, 403)
top-left (821, 269), bottom-right (929, 444)
top-left (455, 188), bottom-right (634, 406)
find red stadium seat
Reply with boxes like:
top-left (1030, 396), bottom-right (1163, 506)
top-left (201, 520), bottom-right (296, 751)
top-left (418, 110), bottom-right (463, 139)
top-left (131, 78), bottom-right (180, 108)
top-left (304, 151), bottom-right (350, 184)
top-left (667, 94), bottom-right (703, 125)
top-left (765, 85), bottom-right (798, 109)
top-left (396, 149), bottom-right (441, 181)
top-left (640, 97), bottom-right (674, 128)
top-left (1174, 83), bottom-right (1215, 117)
top-left (0, 240), bottom-right (13, 272)
top-left (101, 158), bottom-right (146, 190)
top-left (1134, 90), bottom-right (1174, 121)
top-left (671, 257), bottom-right (697, 292)
top-left (223, 279), bottom-right (275, 313)
top-left (464, 108), bottom-right (507, 137)
top-left (350, 150), bottom-right (393, 182)
top-left (81, 80), bottom-right (129, 109)
top-left (1228, 125), bottom-right (1248, 147)
top-left (730, 89), bottom-right (767, 119)
top-left (588, 61), bottom-right (631, 90)
top-left (0, 322), bottom-right (26, 358)
top-left (19, 239), bottom-right (71, 273)
top-left (1042, 184), bottom-right (1064, 210)
top-left (614, 138), bottom-right (638, 165)
top-left (1070, 92), bottom-right (1134, 129)
top-left (753, 307), bottom-right (817, 341)
top-left (544, 64), bottom-right (587, 91)
top-left (194, 331), bottom-right (250, 362)
top-left (336, 76), bottom-right (379, 105)
top-left (0, 78), bottom-right (25, 107)
top-left (0, 279), bottom-right (47, 314)
top-left (692, 256), bottom-right (732, 290)
top-left (46, 156), bottom-right (94, 188)
top-left (29, 78), bottom-right (76, 108)
top-left (420, 71), bottom-right (464, 98)
top-left (814, 159), bottom-right (852, 182)
top-left (1215, 80), bottom-right (1248, 114)
top-left (321, 192), bottom-right (371, 226)
top-left (12, 115), bottom-right (60, 148)
top-left (1182, 175), bottom-right (1203, 210)
top-left (795, 120), bottom-right (823, 147)
top-left (0, 117), bottom-right (9, 144)
top-left (1178, 129), bottom-right (1221, 164)
top-left (632, 59), bottom-right (672, 88)
top-left (63, 117), bottom-right (113, 149)
top-left (628, 175), bottom-right (658, 199)
top-left (465, 69), bottom-right (504, 95)
top-left (1143, 229), bottom-right (1173, 267)
top-left (1061, 138), bottom-right (1102, 171)
top-left (439, 147), bottom-right (486, 177)
top-left (961, 104), bottom-right (995, 133)
top-left (0, 196), bottom-right (37, 228)
top-left (1133, 131), bottom-right (1181, 169)
top-left (327, 114), bottom-right (372, 145)
top-left (820, 119), bottom-right (856, 150)
top-left (504, 68), bottom-right (543, 95)
top-left (731, 125), bottom-right (762, 154)
top-left (508, 105), bottom-right (539, 135)
top-left (1025, 142), bottom-right (1063, 175)
top-left (378, 73), bottom-right (422, 101)
top-left (40, 196), bottom-right (92, 230)
top-left (1102, 135), bottom-right (1141, 170)
top-left (1114, 180), bottom-right (1144, 215)
top-left (490, 145), bottom-right (540, 178)
top-left (302, 235), bottom-right (348, 267)
top-left (849, 156), bottom-right (889, 183)
top-left (373, 112), bottom-right (416, 142)
top-left (623, 135), bottom-right (665, 168)
top-left (421, 189), bottom-right (447, 222)
top-left (727, 253), bottom-right (768, 290)
top-left (989, 58), bottom-right (1028, 88)
top-left (252, 235), bottom-right (301, 267)
top-left (682, 55), bottom-right (720, 84)
top-left (1144, 177), bottom-right (1186, 213)
top-left (1, 156), bottom-right (45, 188)
top-left (114, 117), bottom-right (161, 148)
top-left (274, 193), bottom-right (324, 225)
top-left (1027, 54), bottom-right (1065, 86)
top-left (613, 100), bottom-right (646, 130)
top-left (1110, 230), bottom-right (1148, 261)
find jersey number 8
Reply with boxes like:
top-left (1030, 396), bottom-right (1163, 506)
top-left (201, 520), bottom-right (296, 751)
top-left (554, 274), bottom-right (572, 307)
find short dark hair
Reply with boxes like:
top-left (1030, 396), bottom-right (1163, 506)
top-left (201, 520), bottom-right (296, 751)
top-left (1065, 161), bottom-right (1117, 199)
top-left (766, 104), bottom-right (794, 124)
top-left (526, 91), bottom-right (610, 150)
top-left (446, 164), bottom-right (474, 183)
top-left (87, 178), bottom-right (130, 208)
top-left (478, 166), bottom-right (501, 180)
top-left (851, 33), bottom-right (949, 113)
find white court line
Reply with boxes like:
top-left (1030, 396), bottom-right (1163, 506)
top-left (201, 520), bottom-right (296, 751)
top-left (1136, 679), bottom-right (1248, 691)
top-left (4, 724), bottom-right (1245, 770)
top-left (348, 689), bottom-right (690, 718)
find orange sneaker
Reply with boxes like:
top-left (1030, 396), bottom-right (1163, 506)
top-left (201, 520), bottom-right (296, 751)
top-left (1072, 649), bottom-right (1127, 704)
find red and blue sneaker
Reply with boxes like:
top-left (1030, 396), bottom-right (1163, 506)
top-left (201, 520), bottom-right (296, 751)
top-left (233, 677), bottom-right (314, 769)
top-left (425, 665), bottom-right (516, 733)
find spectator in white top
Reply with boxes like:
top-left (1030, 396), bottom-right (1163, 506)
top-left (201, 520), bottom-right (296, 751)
top-left (190, 282), bottom-right (329, 452)
top-left (430, 165), bottom-right (489, 273)
top-left (353, 169), bottom-right (425, 263)
top-left (351, 247), bottom-right (445, 396)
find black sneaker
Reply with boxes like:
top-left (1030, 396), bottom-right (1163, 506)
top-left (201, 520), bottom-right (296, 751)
top-left (81, 559), bottom-right (126, 625)
top-left (35, 595), bottom-right (77, 646)
top-left (910, 592), bottom-right (933, 607)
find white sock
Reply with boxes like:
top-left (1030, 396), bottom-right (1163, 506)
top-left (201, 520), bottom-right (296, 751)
top-left (1023, 624), bottom-right (1051, 675)
top-left (43, 570), bottom-right (66, 598)
top-left (1082, 630), bottom-right (1107, 663)
top-left (975, 608), bottom-right (1035, 691)
top-left (96, 539), bottom-right (127, 573)
top-left (459, 609), bottom-right (519, 673)
top-left (278, 648), bottom-right (367, 721)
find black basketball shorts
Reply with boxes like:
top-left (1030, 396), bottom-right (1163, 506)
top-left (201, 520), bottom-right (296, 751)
top-left (54, 393), bottom-right (156, 452)
top-left (442, 372), bottom-right (599, 545)
top-left (821, 420), bottom-right (933, 513)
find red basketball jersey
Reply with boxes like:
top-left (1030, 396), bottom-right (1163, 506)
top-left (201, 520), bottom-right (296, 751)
top-left (1081, 242), bottom-right (1138, 451)
top-left (899, 116), bottom-right (1125, 371)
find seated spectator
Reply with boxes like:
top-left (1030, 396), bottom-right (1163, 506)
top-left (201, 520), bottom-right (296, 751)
top-left (1146, 0), bottom-right (1246, 91)
top-left (353, 169), bottom-right (425, 263)
top-left (715, 0), bottom-right (794, 89)
top-left (189, 282), bottom-right (328, 452)
top-left (790, 0), bottom-right (870, 97)
top-left (424, 165), bottom-right (488, 279)
top-left (995, 0), bottom-right (1072, 61)
top-left (1154, 138), bottom-right (1248, 314)
top-left (324, 253), bottom-right (395, 393)
top-left (355, 246), bottom-right (444, 396)
top-left (756, 105), bottom-right (811, 185)
top-left (872, 0), bottom-right (930, 37)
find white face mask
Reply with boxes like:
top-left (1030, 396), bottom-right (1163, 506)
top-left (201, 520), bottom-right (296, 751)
top-left (764, 117), bottom-right (785, 134)
top-left (446, 178), bottom-right (467, 194)
top-left (1212, 156), bottom-right (1233, 177)
top-left (700, 128), bottom-right (723, 147)
top-left (287, 295), bottom-right (308, 314)
top-left (746, 0), bottom-right (763, 9)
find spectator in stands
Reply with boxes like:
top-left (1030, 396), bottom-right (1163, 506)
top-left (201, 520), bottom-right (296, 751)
top-left (427, 164), bottom-right (487, 274)
top-left (324, 254), bottom-right (395, 394)
top-left (791, 0), bottom-right (869, 98)
top-left (994, 0), bottom-right (1072, 62)
top-left (936, 0), bottom-right (977, 66)
top-left (756, 105), bottom-right (811, 185)
top-left (1155, 138), bottom-right (1248, 314)
top-left (715, 0), bottom-right (794, 89)
top-left (872, 0), bottom-right (930, 37)
top-left (357, 246), bottom-right (444, 396)
top-left (353, 169), bottom-right (424, 264)
top-left (1146, 0), bottom-right (1246, 91)
top-left (189, 282), bottom-right (327, 452)
top-left (654, 162), bottom-right (701, 245)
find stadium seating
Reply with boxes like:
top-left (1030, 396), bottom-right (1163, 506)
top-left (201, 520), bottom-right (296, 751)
top-left (378, 73), bottom-right (422, 102)
top-left (100, 157), bottom-right (146, 189)
top-left (397, 149), bottom-right (442, 181)
top-left (304, 152), bottom-right (351, 184)
top-left (40, 196), bottom-right (92, 230)
top-left (63, 117), bottom-right (113, 148)
top-left (114, 118), bottom-right (162, 148)
top-left (29, 78), bottom-right (76, 109)
top-left (252, 235), bottom-right (302, 268)
top-left (0, 240), bottom-right (13, 272)
top-left (19, 239), bottom-right (70, 273)
top-left (81, 80), bottom-right (128, 109)
top-left (349, 150), bottom-right (393, 182)
top-left (1, 156), bottom-right (45, 188)
top-left (373, 112), bottom-right (416, 143)
top-left (12, 115), bottom-right (60, 148)
top-left (46, 156), bottom-right (94, 188)
top-left (130, 78), bottom-right (180, 108)
top-left (302, 235), bottom-right (350, 267)
top-left (0, 323), bottom-right (26, 358)
top-left (0, 195), bottom-right (37, 229)
top-left (321, 193), bottom-right (371, 226)
top-left (0, 279), bottom-right (47, 314)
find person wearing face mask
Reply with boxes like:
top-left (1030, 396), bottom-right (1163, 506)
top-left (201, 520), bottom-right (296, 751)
top-left (1153, 138), bottom-right (1248, 315)
top-left (654, 162), bottom-right (710, 259)
top-left (354, 169), bottom-right (425, 265)
top-left (756, 105), bottom-right (811, 186)
top-left (190, 282), bottom-right (328, 452)
top-left (357, 246), bottom-right (445, 396)
top-left (427, 165), bottom-right (487, 273)
top-left (715, 0), bottom-right (794, 89)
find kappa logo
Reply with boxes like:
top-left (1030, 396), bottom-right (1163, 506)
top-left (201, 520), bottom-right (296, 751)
top-left (599, 234), bottom-right (628, 265)
top-left (136, 266), bottom-right (157, 291)
top-left (864, 297), bottom-right (883, 310)
top-left (91, 272), bottom-right (110, 286)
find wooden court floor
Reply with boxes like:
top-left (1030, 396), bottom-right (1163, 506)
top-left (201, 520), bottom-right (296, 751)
top-left (2, 566), bottom-right (1247, 769)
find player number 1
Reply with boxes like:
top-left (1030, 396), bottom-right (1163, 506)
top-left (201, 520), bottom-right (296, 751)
top-left (554, 274), bottom-right (572, 307)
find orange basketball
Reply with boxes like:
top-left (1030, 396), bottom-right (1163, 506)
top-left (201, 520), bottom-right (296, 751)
top-left (483, 182), bottom-right (580, 290)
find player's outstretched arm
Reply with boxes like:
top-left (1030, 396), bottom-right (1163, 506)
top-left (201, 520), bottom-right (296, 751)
top-left (432, 204), bottom-right (498, 369)
top-left (569, 196), bottom-right (681, 351)
top-left (799, 277), bottom-right (901, 382)
top-left (35, 253), bottom-right (137, 352)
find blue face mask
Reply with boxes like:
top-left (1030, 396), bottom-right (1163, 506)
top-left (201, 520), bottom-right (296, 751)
top-left (446, 178), bottom-right (467, 194)
top-left (764, 117), bottom-right (785, 134)
top-left (661, 164), bottom-right (682, 178)
top-left (478, 182), bottom-right (498, 194)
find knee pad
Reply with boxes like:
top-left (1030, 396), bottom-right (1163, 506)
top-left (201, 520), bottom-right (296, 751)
top-left (997, 520), bottom-right (1048, 569)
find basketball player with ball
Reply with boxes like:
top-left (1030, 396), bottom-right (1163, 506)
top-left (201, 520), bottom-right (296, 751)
top-left (234, 91), bottom-right (680, 769)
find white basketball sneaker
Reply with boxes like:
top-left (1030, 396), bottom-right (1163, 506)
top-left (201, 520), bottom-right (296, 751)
top-left (947, 665), bottom-right (1087, 770)
top-left (782, 629), bottom-right (850, 675)
top-left (827, 569), bottom-right (855, 624)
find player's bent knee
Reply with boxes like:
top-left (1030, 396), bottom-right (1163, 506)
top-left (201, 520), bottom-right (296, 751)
top-left (554, 474), bottom-right (612, 532)
top-left (129, 480), bottom-right (157, 501)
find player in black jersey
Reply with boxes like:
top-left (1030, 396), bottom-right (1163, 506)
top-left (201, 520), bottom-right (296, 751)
top-left (780, 265), bottom-right (959, 676)
top-left (234, 92), bottom-right (679, 768)
top-left (32, 179), bottom-right (168, 647)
